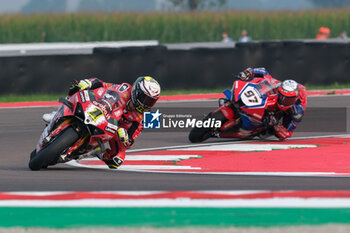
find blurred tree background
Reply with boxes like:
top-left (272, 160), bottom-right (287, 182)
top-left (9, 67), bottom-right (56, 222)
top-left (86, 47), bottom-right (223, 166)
top-left (18, 0), bottom-right (350, 13)
top-left (22, 0), bottom-right (67, 13)
top-left (168, 0), bottom-right (227, 11)
top-left (308, 0), bottom-right (350, 7)
top-left (76, 0), bottom-right (154, 12)
top-left (0, 9), bottom-right (348, 43)
top-left (0, 0), bottom-right (347, 44)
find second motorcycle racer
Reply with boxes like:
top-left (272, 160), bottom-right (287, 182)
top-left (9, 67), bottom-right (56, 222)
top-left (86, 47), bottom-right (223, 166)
top-left (189, 67), bottom-right (307, 142)
top-left (237, 67), bottom-right (307, 140)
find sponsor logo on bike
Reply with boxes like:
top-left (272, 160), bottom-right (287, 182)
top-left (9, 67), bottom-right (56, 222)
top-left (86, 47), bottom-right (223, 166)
top-left (92, 101), bottom-right (111, 120)
top-left (104, 126), bottom-right (116, 135)
top-left (79, 92), bottom-right (86, 103)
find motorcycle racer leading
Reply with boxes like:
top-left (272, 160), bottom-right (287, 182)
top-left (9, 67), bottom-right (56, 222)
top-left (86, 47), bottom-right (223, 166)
top-left (237, 67), bottom-right (307, 140)
top-left (43, 76), bottom-right (161, 168)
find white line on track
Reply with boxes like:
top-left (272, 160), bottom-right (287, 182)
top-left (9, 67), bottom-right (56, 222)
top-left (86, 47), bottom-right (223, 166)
top-left (66, 134), bottom-right (350, 176)
top-left (66, 161), bottom-right (201, 171)
top-left (174, 144), bottom-right (316, 151)
top-left (3, 190), bottom-right (350, 207)
top-left (81, 155), bottom-right (201, 161)
top-left (67, 158), bottom-right (350, 176)
top-left (2, 198), bottom-right (350, 207)
top-left (127, 134), bottom-right (350, 153)
top-left (125, 155), bottom-right (201, 161)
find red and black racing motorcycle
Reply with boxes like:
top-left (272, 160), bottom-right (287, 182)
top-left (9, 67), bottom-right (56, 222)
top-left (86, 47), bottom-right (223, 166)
top-left (29, 88), bottom-right (121, 170)
top-left (189, 77), bottom-right (280, 142)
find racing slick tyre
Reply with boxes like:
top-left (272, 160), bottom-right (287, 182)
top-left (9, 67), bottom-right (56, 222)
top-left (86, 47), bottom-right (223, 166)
top-left (28, 127), bottom-right (79, 171)
top-left (188, 110), bottom-right (226, 143)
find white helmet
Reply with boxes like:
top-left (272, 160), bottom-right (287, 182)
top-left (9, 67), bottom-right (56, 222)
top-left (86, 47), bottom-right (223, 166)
top-left (131, 76), bottom-right (161, 113)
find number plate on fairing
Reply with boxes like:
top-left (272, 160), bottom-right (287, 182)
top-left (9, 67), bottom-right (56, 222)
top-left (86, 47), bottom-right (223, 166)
top-left (240, 85), bottom-right (263, 107)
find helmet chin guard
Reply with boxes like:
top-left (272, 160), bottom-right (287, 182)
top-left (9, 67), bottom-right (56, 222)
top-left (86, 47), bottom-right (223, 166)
top-left (277, 80), bottom-right (299, 110)
top-left (131, 76), bottom-right (161, 113)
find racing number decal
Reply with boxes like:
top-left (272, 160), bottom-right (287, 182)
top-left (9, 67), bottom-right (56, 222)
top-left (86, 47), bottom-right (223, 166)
top-left (88, 107), bottom-right (103, 122)
top-left (244, 90), bottom-right (258, 103)
top-left (241, 86), bottom-right (263, 107)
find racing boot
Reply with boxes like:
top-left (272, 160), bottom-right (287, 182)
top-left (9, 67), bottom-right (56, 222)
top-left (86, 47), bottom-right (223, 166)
top-left (42, 111), bottom-right (57, 124)
top-left (103, 155), bottom-right (124, 169)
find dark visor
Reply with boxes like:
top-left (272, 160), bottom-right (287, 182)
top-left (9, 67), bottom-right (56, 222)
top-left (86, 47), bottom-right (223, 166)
top-left (137, 91), bottom-right (157, 108)
top-left (278, 95), bottom-right (297, 107)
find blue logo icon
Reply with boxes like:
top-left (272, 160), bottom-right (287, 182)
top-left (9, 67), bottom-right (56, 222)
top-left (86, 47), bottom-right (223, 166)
top-left (143, 110), bottom-right (162, 129)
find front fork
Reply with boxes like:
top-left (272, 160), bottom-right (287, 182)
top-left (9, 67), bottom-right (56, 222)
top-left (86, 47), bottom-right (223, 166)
top-left (212, 103), bottom-right (240, 134)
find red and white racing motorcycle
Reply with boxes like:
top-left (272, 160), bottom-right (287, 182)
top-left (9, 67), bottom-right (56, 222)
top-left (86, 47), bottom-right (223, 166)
top-left (189, 77), bottom-right (281, 142)
top-left (29, 88), bottom-right (122, 170)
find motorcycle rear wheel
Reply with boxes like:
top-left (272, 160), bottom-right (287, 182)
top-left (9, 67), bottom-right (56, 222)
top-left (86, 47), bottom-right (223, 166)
top-left (28, 127), bottom-right (79, 171)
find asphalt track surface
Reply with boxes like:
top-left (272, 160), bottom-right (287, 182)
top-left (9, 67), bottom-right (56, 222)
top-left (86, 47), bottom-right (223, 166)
top-left (1, 95), bottom-right (350, 192)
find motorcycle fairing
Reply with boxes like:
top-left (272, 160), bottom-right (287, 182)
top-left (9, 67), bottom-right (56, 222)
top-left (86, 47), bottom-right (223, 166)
top-left (240, 113), bottom-right (265, 130)
top-left (35, 88), bottom-right (121, 163)
top-left (238, 83), bottom-right (268, 109)
top-left (35, 105), bottom-right (68, 152)
top-left (219, 78), bottom-right (279, 135)
top-left (223, 89), bottom-right (232, 100)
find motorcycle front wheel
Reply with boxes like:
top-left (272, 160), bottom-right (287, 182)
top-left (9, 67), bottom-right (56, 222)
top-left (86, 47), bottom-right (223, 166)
top-left (28, 127), bottom-right (79, 171)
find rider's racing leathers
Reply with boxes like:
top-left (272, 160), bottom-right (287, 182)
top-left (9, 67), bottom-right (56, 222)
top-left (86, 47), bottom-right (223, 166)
top-left (69, 78), bottom-right (143, 169)
top-left (245, 68), bottom-right (307, 140)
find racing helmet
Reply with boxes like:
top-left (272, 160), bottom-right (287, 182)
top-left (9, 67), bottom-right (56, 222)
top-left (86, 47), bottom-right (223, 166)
top-left (277, 79), bottom-right (299, 110)
top-left (131, 76), bottom-right (161, 113)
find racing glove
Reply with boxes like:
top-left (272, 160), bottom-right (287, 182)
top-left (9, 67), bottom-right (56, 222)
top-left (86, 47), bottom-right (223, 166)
top-left (264, 112), bottom-right (278, 127)
top-left (267, 114), bottom-right (278, 127)
top-left (69, 79), bottom-right (92, 96)
top-left (117, 128), bottom-right (130, 146)
top-left (237, 67), bottom-right (253, 81)
top-left (76, 79), bottom-right (92, 90)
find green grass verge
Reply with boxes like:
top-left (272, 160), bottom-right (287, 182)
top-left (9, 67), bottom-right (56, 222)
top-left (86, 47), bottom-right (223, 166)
top-left (0, 94), bottom-right (64, 103)
top-left (1, 207), bottom-right (350, 228)
top-left (305, 83), bottom-right (350, 90)
top-left (1, 84), bottom-right (350, 103)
